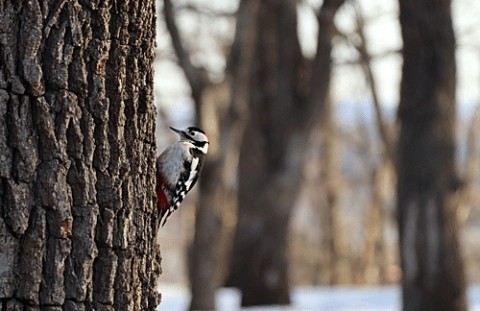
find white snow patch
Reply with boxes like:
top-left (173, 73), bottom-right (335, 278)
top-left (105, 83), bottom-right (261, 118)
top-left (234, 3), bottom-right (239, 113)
top-left (157, 284), bottom-right (480, 311)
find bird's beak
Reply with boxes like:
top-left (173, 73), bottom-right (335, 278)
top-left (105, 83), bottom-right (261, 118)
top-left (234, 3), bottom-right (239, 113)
top-left (170, 127), bottom-right (184, 136)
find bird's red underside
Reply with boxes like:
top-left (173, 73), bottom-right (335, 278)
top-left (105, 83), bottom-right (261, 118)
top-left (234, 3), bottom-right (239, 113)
top-left (156, 172), bottom-right (170, 216)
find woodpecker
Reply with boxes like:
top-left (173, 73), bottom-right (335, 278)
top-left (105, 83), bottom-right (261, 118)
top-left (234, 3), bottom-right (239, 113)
top-left (157, 126), bottom-right (209, 226)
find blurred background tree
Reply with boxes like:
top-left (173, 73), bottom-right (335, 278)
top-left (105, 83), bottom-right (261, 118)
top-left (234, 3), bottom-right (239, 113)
top-left (226, 0), bottom-right (345, 306)
top-left (397, 0), bottom-right (467, 310)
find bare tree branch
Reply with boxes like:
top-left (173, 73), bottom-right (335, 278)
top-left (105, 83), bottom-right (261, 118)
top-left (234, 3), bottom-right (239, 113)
top-left (163, 0), bottom-right (210, 102)
top-left (352, 1), bottom-right (394, 160)
top-left (333, 48), bottom-right (401, 66)
top-left (176, 3), bottom-right (237, 18)
top-left (301, 0), bottom-right (346, 129)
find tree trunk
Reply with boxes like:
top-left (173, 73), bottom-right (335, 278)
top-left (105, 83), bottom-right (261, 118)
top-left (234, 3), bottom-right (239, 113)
top-left (188, 82), bottom-right (232, 311)
top-left (0, 1), bottom-right (160, 310)
top-left (397, 0), bottom-right (467, 310)
top-left (162, 0), bottom-right (260, 308)
top-left (358, 160), bottom-right (391, 284)
top-left (227, 0), bottom-right (344, 306)
top-left (351, 3), bottom-right (394, 285)
top-left (322, 97), bottom-right (352, 285)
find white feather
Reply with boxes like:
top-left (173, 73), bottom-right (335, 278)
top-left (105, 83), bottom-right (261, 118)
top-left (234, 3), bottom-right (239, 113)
top-left (184, 157), bottom-right (199, 192)
top-left (158, 141), bottom-right (193, 187)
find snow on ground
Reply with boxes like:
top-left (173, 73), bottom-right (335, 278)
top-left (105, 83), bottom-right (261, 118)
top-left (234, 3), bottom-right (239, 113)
top-left (157, 284), bottom-right (480, 311)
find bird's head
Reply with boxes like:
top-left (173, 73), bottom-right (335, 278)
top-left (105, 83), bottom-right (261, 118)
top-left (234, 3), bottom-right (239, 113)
top-left (170, 126), bottom-right (209, 154)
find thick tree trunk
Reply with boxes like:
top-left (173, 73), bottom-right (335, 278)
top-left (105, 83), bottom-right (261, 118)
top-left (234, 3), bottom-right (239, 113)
top-left (227, 0), bottom-right (344, 306)
top-left (226, 0), bottom-right (301, 305)
top-left (397, 0), bottom-right (467, 310)
top-left (0, 1), bottom-right (160, 310)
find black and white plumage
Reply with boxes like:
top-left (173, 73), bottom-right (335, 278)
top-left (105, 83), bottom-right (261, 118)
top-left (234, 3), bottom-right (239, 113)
top-left (156, 126), bottom-right (209, 226)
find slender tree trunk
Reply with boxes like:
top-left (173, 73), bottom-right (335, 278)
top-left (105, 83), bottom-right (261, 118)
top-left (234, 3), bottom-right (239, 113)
top-left (351, 3), bottom-right (394, 285)
top-left (163, 0), bottom-right (259, 309)
top-left (457, 105), bottom-right (480, 225)
top-left (322, 97), bottom-right (351, 285)
top-left (397, 0), bottom-right (467, 310)
top-left (188, 82), bottom-right (231, 311)
top-left (0, 1), bottom-right (160, 310)
top-left (188, 0), bottom-right (261, 304)
top-left (358, 160), bottom-right (391, 284)
top-left (188, 159), bottom-right (224, 310)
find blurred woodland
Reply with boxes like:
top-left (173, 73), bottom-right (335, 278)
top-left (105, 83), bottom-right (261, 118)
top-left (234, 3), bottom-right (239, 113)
top-left (156, 0), bottom-right (480, 310)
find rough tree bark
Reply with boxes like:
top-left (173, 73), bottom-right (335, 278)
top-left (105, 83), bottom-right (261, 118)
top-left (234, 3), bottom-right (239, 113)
top-left (0, 1), bottom-right (160, 310)
top-left (227, 0), bottom-right (345, 306)
top-left (397, 0), bottom-right (467, 310)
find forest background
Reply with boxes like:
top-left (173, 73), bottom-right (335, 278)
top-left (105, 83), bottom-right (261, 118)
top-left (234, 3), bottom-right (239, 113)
top-left (156, 0), bottom-right (480, 310)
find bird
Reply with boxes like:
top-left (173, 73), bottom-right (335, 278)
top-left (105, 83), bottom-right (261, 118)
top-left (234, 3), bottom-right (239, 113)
top-left (156, 126), bottom-right (209, 226)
